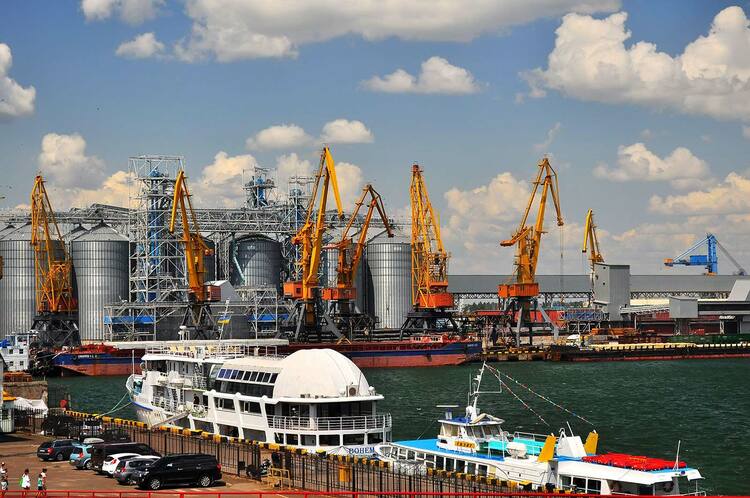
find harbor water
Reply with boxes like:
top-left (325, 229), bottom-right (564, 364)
top-left (49, 359), bottom-right (750, 494)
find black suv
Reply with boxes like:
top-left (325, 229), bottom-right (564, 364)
top-left (136, 454), bottom-right (222, 490)
top-left (37, 439), bottom-right (78, 461)
top-left (90, 442), bottom-right (160, 473)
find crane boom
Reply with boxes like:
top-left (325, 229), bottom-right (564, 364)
top-left (322, 184), bottom-right (392, 302)
top-left (169, 170), bottom-right (212, 302)
top-left (499, 157), bottom-right (563, 298)
top-left (30, 175), bottom-right (76, 313)
top-left (582, 208), bottom-right (604, 271)
top-left (410, 164), bottom-right (453, 309)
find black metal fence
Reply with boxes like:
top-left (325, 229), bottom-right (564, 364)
top-left (13, 409), bottom-right (518, 495)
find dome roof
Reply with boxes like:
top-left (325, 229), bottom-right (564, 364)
top-left (273, 349), bottom-right (373, 399)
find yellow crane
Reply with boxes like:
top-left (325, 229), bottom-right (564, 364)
top-left (401, 164), bottom-right (460, 335)
top-left (498, 158), bottom-right (563, 346)
top-left (170, 169), bottom-right (216, 337)
top-left (30, 175), bottom-right (79, 346)
top-left (322, 184), bottom-right (392, 304)
top-left (582, 209), bottom-right (604, 272)
top-left (410, 164), bottom-right (453, 310)
top-left (284, 146), bottom-right (343, 337)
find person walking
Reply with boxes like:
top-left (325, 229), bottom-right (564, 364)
top-left (20, 469), bottom-right (31, 491)
top-left (39, 469), bottom-right (46, 491)
top-left (0, 462), bottom-right (7, 479)
top-left (36, 473), bottom-right (43, 492)
top-left (1, 475), bottom-right (9, 494)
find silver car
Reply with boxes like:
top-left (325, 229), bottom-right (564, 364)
top-left (113, 456), bottom-right (160, 485)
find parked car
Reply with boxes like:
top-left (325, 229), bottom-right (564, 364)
top-left (82, 437), bottom-right (104, 445)
top-left (101, 428), bottom-right (131, 443)
top-left (114, 456), bottom-right (160, 485)
top-left (37, 439), bottom-right (78, 461)
top-left (90, 442), bottom-right (159, 473)
top-left (69, 443), bottom-right (94, 470)
top-left (136, 454), bottom-right (222, 490)
top-left (102, 453), bottom-right (141, 476)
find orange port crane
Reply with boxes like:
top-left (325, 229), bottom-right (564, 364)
top-left (582, 208), bottom-right (604, 272)
top-left (401, 164), bottom-right (459, 335)
top-left (169, 169), bottom-right (216, 338)
top-left (284, 146), bottom-right (343, 338)
top-left (30, 175), bottom-right (79, 346)
top-left (498, 158), bottom-right (563, 345)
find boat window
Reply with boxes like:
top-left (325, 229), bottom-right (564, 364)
top-left (367, 432), bottom-right (384, 444)
top-left (217, 369), bottom-right (226, 379)
top-left (270, 373), bottom-right (278, 383)
top-left (445, 459), bottom-right (454, 472)
top-left (242, 401), bottom-right (261, 414)
top-left (243, 371), bottom-right (252, 381)
top-left (477, 465), bottom-right (487, 477)
top-left (573, 477), bottom-right (587, 492)
top-left (274, 433), bottom-right (283, 444)
top-left (286, 434), bottom-right (299, 445)
top-left (232, 370), bottom-right (242, 380)
top-left (436, 456), bottom-right (445, 470)
top-left (467, 462), bottom-right (476, 475)
top-left (319, 434), bottom-right (340, 446)
top-left (587, 479), bottom-right (602, 494)
top-left (344, 433), bottom-right (365, 445)
top-left (560, 476), bottom-right (572, 490)
top-left (407, 450), bottom-right (415, 460)
top-left (249, 371), bottom-right (259, 381)
top-left (261, 372), bottom-right (272, 383)
top-left (455, 460), bottom-right (466, 473)
top-left (302, 435), bottom-right (316, 446)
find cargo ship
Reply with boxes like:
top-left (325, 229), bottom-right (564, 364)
top-left (53, 344), bottom-right (144, 376)
top-left (46, 335), bottom-right (480, 376)
top-left (283, 335), bottom-right (482, 368)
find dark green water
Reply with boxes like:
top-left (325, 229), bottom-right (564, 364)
top-left (49, 359), bottom-right (750, 494)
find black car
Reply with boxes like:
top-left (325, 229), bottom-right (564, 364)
top-left (90, 442), bottom-right (159, 473)
top-left (101, 428), bottom-right (131, 443)
top-left (37, 439), bottom-right (78, 461)
top-left (136, 454), bottom-right (222, 490)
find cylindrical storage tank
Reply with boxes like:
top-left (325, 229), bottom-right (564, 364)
top-left (71, 223), bottom-right (129, 342)
top-left (0, 223), bottom-right (36, 338)
top-left (229, 235), bottom-right (282, 289)
top-left (365, 231), bottom-right (412, 329)
top-left (64, 224), bottom-right (88, 302)
top-left (323, 245), bottom-right (367, 312)
top-left (0, 224), bottom-right (15, 238)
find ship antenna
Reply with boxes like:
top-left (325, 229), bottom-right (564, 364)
top-left (673, 440), bottom-right (681, 470)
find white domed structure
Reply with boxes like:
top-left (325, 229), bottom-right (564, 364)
top-left (273, 349), bottom-right (372, 399)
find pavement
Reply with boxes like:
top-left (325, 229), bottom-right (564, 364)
top-left (0, 433), bottom-right (279, 493)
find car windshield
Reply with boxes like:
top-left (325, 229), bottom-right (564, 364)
top-left (130, 460), bottom-right (151, 469)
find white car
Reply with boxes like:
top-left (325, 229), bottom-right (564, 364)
top-left (102, 453), bottom-right (141, 476)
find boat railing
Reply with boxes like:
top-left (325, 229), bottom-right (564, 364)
top-left (512, 431), bottom-right (550, 442)
top-left (267, 413), bottom-right (392, 432)
top-left (153, 396), bottom-right (183, 413)
top-left (145, 344), bottom-right (282, 360)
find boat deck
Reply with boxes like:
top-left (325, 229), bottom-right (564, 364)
top-left (394, 438), bottom-right (506, 462)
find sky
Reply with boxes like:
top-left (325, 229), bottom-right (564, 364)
top-left (1, 0), bottom-right (750, 275)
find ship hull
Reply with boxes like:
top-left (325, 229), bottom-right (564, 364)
top-left (55, 351), bottom-right (143, 376)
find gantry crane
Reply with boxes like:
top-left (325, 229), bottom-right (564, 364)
top-left (30, 175), bottom-right (80, 347)
top-left (402, 164), bottom-right (459, 335)
top-left (499, 157), bottom-right (563, 346)
top-left (169, 169), bottom-right (217, 339)
top-left (582, 209), bottom-right (604, 272)
top-left (283, 146), bottom-right (343, 340)
top-left (664, 233), bottom-right (746, 275)
top-left (321, 184), bottom-right (393, 338)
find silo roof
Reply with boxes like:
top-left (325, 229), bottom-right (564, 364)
top-left (74, 222), bottom-right (127, 241)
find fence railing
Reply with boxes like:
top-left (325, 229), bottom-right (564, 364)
top-left (266, 413), bottom-right (391, 431)
top-left (0, 492), bottom-right (611, 498)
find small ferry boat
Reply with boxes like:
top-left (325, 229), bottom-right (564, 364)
top-left (126, 341), bottom-right (391, 456)
top-left (375, 363), bottom-right (704, 495)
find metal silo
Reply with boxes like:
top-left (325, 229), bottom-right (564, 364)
top-left (71, 223), bottom-right (129, 342)
top-left (366, 231), bottom-right (412, 329)
top-left (0, 223), bottom-right (36, 338)
top-left (230, 235), bottom-right (281, 289)
top-left (323, 244), bottom-right (367, 312)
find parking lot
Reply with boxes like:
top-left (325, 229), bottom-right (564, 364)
top-left (0, 433), bottom-right (272, 493)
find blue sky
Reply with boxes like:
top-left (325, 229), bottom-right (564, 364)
top-left (1, 0), bottom-right (749, 274)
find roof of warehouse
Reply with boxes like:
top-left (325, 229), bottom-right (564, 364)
top-left (447, 274), bottom-right (750, 294)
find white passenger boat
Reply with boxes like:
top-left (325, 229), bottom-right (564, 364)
top-left (126, 342), bottom-right (391, 456)
top-left (375, 364), bottom-right (704, 495)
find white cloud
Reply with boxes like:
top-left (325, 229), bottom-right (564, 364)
top-left (55, 170), bottom-right (135, 209)
top-left (533, 122), bottom-right (561, 152)
top-left (0, 44), bottom-right (35, 119)
top-left (334, 161), bottom-right (364, 209)
top-left (525, 6), bottom-right (750, 121)
top-left (193, 151), bottom-right (258, 207)
top-left (593, 142), bottom-right (710, 189)
top-left (743, 126), bottom-right (750, 140)
top-left (172, 0), bottom-right (619, 62)
top-left (115, 32), bottom-right (165, 59)
top-left (245, 124), bottom-right (312, 150)
top-left (273, 153), bottom-right (313, 197)
top-left (649, 172), bottom-right (750, 215)
top-left (38, 133), bottom-right (106, 189)
top-left (363, 57), bottom-right (480, 95)
top-left (320, 119), bottom-right (374, 144)
top-left (81, 0), bottom-right (164, 25)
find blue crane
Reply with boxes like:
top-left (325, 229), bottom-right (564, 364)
top-left (664, 233), bottom-right (746, 275)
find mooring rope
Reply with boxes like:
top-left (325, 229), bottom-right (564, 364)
top-left (486, 369), bottom-right (549, 427)
top-left (486, 364), bottom-right (594, 426)
top-left (94, 392), bottom-right (132, 418)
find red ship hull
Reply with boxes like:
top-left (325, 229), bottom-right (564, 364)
top-left (54, 346), bottom-right (144, 377)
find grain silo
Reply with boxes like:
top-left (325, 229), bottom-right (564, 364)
top-left (0, 223), bottom-right (36, 337)
top-left (365, 231), bottom-right (412, 329)
top-left (71, 223), bottom-right (129, 342)
top-left (229, 235), bottom-right (281, 289)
